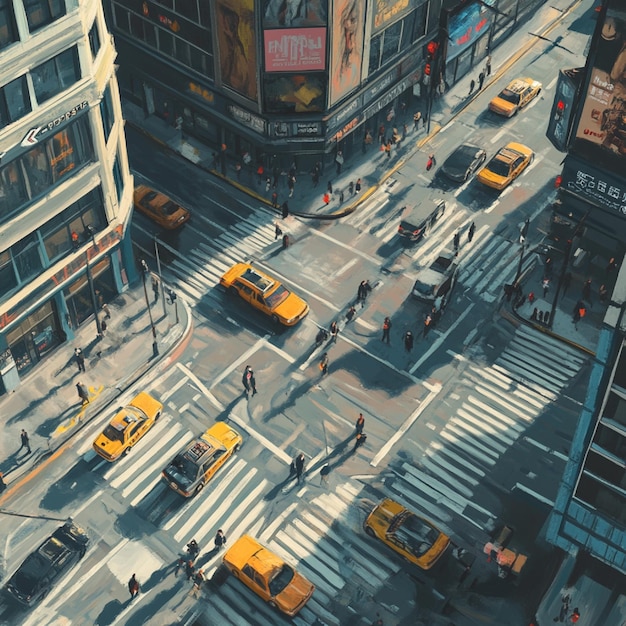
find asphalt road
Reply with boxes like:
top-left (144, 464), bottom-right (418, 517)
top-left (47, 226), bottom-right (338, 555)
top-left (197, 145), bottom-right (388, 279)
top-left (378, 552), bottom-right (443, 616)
top-left (0, 3), bottom-right (599, 625)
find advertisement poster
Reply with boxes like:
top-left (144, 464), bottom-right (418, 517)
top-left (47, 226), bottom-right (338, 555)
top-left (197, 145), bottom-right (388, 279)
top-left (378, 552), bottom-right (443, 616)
top-left (372, 0), bottom-right (415, 33)
top-left (216, 0), bottom-right (258, 100)
top-left (446, 0), bottom-right (494, 61)
top-left (263, 73), bottom-right (326, 113)
top-left (330, 0), bottom-right (364, 105)
top-left (264, 28), bottom-right (326, 71)
top-left (574, 4), bottom-right (626, 161)
top-left (263, 0), bottom-right (327, 28)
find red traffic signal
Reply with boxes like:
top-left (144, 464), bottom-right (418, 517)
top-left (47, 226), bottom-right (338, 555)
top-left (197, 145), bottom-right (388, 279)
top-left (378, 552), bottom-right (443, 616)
top-left (555, 175), bottom-right (562, 188)
top-left (555, 100), bottom-right (565, 120)
top-left (424, 63), bottom-right (431, 76)
top-left (426, 41), bottom-right (439, 56)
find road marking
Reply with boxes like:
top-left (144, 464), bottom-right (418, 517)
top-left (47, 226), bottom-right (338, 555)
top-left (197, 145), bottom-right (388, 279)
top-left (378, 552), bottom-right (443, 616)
top-left (161, 375), bottom-right (189, 401)
top-left (334, 257), bottom-right (359, 278)
top-left (513, 482), bottom-right (554, 507)
top-left (370, 383), bottom-right (442, 467)
top-left (490, 128), bottom-right (507, 144)
top-left (522, 436), bottom-right (568, 461)
top-left (409, 303), bottom-right (475, 374)
top-left (308, 228), bottom-right (381, 265)
top-left (72, 489), bottom-right (104, 518)
top-left (262, 336), bottom-right (296, 364)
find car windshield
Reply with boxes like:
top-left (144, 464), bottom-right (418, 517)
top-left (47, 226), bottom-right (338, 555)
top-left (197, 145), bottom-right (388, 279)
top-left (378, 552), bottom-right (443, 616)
top-left (268, 564), bottom-right (295, 596)
top-left (102, 424), bottom-right (125, 442)
top-left (392, 513), bottom-right (439, 556)
top-left (162, 200), bottom-right (180, 216)
top-left (498, 89), bottom-right (520, 105)
top-left (265, 285), bottom-right (290, 308)
top-left (170, 455), bottom-right (199, 481)
top-left (12, 554), bottom-right (47, 595)
top-left (413, 280), bottom-right (434, 296)
top-left (487, 157), bottom-right (511, 177)
top-left (143, 191), bottom-right (159, 202)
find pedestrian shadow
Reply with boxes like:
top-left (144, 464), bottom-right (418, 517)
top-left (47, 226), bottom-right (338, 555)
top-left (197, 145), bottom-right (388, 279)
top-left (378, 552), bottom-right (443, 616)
top-left (5, 380), bottom-right (65, 427)
top-left (36, 404), bottom-right (77, 438)
top-left (94, 599), bottom-right (125, 626)
top-left (40, 460), bottom-right (100, 511)
top-left (260, 376), bottom-right (317, 424)
top-left (195, 548), bottom-right (221, 569)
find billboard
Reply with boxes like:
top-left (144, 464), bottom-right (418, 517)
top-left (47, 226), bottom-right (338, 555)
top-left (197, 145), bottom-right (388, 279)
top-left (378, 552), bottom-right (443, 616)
top-left (574, 3), bottom-right (626, 164)
top-left (264, 28), bottom-right (326, 71)
top-left (446, 0), bottom-right (494, 61)
top-left (263, 73), bottom-right (326, 113)
top-left (215, 0), bottom-right (258, 100)
top-left (329, 0), bottom-right (364, 106)
top-left (372, 0), bottom-right (416, 33)
top-left (546, 69), bottom-right (582, 152)
top-left (263, 0), bottom-right (327, 28)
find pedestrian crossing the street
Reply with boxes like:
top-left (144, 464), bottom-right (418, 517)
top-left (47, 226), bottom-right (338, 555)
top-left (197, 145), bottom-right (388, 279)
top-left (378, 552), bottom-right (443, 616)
top-left (78, 411), bottom-right (399, 625)
top-left (384, 325), bottom-right (587, 535)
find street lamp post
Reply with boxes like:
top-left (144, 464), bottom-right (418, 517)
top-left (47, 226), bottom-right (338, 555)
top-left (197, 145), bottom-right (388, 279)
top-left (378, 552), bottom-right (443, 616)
top-left (140, 260), bottom-right (159, 358)
top-left (153, 235), bottom-right (167, 318)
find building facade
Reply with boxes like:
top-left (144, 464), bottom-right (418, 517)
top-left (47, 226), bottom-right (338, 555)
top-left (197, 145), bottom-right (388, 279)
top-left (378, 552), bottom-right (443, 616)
top-left (0, 0), bottom-right (134, 390)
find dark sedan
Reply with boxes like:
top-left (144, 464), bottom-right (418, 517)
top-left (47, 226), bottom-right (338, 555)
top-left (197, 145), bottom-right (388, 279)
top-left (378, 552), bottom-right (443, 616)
top-left (440, 144), bottom-right (487, 183)
top-left (4, 521), bottom-right (89, 606)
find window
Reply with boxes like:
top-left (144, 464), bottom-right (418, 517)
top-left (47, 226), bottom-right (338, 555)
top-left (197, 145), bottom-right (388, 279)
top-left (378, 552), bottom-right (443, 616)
top-left (368, 34), bottom-right (381, 76)
top-left (0, 75), bottom-right (31, 129)
top-left (24, 0), bottom-right (66, 32)
top-left (381, 19), bottom-right (402, 66)
top-left (112, 152), bottom-right (123, 202)
top-left (0, 162), bottom-right (28, 223)
top-left (12, 234), bottom-right (42, 283)
top-left (175, 0), bottom-right (198, 22)
top-left (0, 0), bottom-right (18, 50)
top-left (0, 249), bottom-right (17, 297)
top-left (113, 3), bottom-right (130, 32)
top-left (88, 20), bottom-right (101, 59)
top-left (32, 47), bottom-right (80, 104)
top-left (159, 30), bottom-right (174, 56)
top-left (100, 84), bottom-right (114, 143)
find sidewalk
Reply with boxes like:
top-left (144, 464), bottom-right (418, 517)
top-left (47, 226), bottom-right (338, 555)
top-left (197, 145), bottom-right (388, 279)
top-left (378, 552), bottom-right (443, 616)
top-left (0, 280), bottom-right (192, 491)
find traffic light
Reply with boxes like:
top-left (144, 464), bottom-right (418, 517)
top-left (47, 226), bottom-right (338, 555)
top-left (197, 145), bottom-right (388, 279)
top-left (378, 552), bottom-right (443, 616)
top-left (555, 100), bottom-right (565, 121)
top-left (423, 40), bottom-right (439, 84)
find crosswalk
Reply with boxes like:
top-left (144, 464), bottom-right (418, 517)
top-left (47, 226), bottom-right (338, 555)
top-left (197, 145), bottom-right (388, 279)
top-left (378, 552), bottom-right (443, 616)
top-left (342, 182), bottom-right (537, 303)
top-left (79, 410), bottom-right (400, 625)
top-left (383, 325), bottom-right (587, 535)
top-left (135, 205), bottom-right (304, 308)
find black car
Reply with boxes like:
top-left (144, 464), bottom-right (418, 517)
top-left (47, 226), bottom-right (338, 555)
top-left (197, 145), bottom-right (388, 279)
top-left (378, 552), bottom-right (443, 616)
top-left (4, 521), bottom-right (89, 606)
top-left (440, 144), bottom-right (487, 183)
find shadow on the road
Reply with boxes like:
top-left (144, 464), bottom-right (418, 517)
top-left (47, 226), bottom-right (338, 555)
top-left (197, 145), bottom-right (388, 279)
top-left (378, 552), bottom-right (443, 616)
top-left (94, 599), bottom-right (125, 626)
top-left (40, 460), bottom-right (100, 511)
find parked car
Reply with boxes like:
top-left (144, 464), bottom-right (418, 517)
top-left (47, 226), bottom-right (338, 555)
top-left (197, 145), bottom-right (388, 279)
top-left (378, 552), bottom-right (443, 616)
top-left (220, 263), bottom-right (309, 326)
top-left (440, 144), bottom-right (487, 183)
top-left (134, 185), bottom-right (190, 229)
top-left (222, 535), bottom-right (315, 617)
top-left (397, 200), bottom-right (446, 243)
top-left (4, 521), bottom-right (89, 606)
top-left (476, 142), bottom-right (534, 190)
top-left (412, 253), bottom-right (458, 304)
top-left (489, 77), bottom-right (542, 117)
top-left (162, 422), bottom-right (242, 497)
top-left (93, 392), bottom-right (163, 461)
top-left (364, 498), bottom-right (450, 570)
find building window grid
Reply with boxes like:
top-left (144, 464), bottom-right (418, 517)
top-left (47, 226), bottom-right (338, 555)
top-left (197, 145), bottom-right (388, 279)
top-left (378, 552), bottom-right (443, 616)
top-left (0, 75), bottom-right (31, 129)
top-left (100, 83), bottom-right (115, 143)
top-left (112, 150), bottom-right (123, 203)
top-left (23, 0), bottom-right (66, 33)
top-left (88, 19), bottom-right (101, 59)
top-left (0, 0), bottom-right (19, 50)
top-left (31, 46), bottom-right (81, 105)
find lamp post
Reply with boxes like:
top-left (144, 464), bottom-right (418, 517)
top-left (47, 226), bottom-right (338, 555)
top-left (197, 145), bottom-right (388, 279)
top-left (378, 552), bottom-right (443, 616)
top-left (513, 219), bottom-right (530, 285)
top-left (83, 225), bottom-right (102, 338)
top-left (153, 235), bottom-right (166, 318)
top-left (140, 259), bottom-right (159, 357)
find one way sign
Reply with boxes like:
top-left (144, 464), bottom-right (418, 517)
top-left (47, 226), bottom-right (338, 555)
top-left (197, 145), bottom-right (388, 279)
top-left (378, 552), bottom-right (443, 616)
top-left (21, 127), bottom-right (42, 147)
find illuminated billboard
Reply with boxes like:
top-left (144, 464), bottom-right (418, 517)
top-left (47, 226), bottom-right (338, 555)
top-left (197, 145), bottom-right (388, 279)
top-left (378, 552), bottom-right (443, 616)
top-left (264, 28), bottom-right (326, 71)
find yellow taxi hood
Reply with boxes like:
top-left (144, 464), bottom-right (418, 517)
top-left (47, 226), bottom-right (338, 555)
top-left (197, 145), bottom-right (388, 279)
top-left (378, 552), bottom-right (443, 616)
top-left (273, 292), bottom-right (309, 323)
top-left (129, 392), bottom-right (163, 416)
top-left (276, 570), bottom-right (315, 614)
top-left (203, 422), bottom-right (241, 448)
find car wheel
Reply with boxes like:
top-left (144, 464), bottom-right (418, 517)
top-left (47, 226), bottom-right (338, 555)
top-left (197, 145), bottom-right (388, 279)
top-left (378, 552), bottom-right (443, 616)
top-left (155, 411), bottom-right (162, 421)
top-left (269, 600), bottom-right (277, 609)
top-left (228, 286), bottom-right (239, 297)
top-left (124, 446), bottom-right (132, 456)
top-left (234, 443), bottom-right (241, 453)
top-left (365, 525), bottom-right (376, 538)
top-left (195, 482), bottom-right (204, 495)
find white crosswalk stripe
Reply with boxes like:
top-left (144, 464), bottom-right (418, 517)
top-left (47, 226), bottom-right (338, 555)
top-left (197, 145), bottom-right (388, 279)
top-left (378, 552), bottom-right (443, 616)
top-left (384, 325), bottom-right (588, 534)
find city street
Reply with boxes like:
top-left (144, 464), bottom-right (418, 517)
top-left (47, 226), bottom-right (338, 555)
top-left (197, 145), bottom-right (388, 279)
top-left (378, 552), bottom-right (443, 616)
top-left (0, 2), bottom-right (602, 625)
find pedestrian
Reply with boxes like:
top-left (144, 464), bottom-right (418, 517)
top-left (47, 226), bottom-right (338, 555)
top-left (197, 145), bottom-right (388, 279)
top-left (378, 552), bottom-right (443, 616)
top-left (214, 529), bottom-right (227, 550)
top-left (538, 310), bottom-right (544, 323)
top-left (265, 177), bottom-right (272, 192)
top-left (102, 302), bottom-right (111, 319)
top-left (402, 123), bottom-right (408, 141)
top-left (542, 277), bottom-right (550, 297)
top-left (272, 166), bottom-right (280, 189)
top-left (327, 180), bottom-right (333, 194)
top-left (319, 352), bottom-right (329, 375)
top-left (339, 189), bottom-right (344, 203)
top-left (152, 276), bottom-right (159, 303)
top-left (335, 150), bottom-right (344, 174)
top-left (485, 55), bottom-right (492, 76)
top-left (382, 316), bottom-right (391, 344)
top-left (357, 279), bottom-right (372, 305)
top-left (385, 140), bottom-right (392, 159)
top-left (453, 231), bottom-right (460, 253)
top-left (353, 432), bottom-right (367, 453)
top-left (355, 178), bottom-right (361, 194)
top-left (271, 191), bottom-right (278, 207)
top-left (323, 192), bottom-right (330, 205)
top-left (282, 201), bottom-right (289, 219)
top-left (562, 271), bottom-right (572, 295)
top-left (235, 162), bottom-right (242, 179)
top-left (257, 164), bottom-right (264, 184)
top-left (599, 283), bottom-right (608, 302)
top-left (320, 463), bottom-right (331, 486)
top-left (468, 78), bottom-right (475, 95)
top-left (282, 232), bottom-right (289, 249)
top-left (74, 347), bottom-right (85, 372)
top-left (174, 555), bottom-right (185, 576)
top-left (468, 222), bottom-right (475, 242)
top-left (329, 320), bottom-right (338, 342)
top-left (606, 257), bottom-right (617, 275)
top-left (530, 307), bottom-right (538, 321)
top-left (242, 365), bottom-right (257, 396)
top-left (191, 569), bottom-right (205, 597)
top-left (346, 305), bottom-right (356, 322)
top-left (403, 330), bottom-right (414, 352)
top-left (19, 429), bottom-right (31, 454)
top-left (378, 123), bottom-right (386, 144)
top-left (274, 223), bottom-right (283, 240)
top-left (413, 111), bottom-right (421, 130)
top-left (528, 292), bottom-right (535, 305)
top-left (185, 559), bottom-right (195, 580)
top-left (426, 154), bottom-right (436, 171)
top-left (355, 413), bottom-right (365, 434)
top-left (186, 539), bottom-right (199, 561)
top-left (77, 382), bottom-right (89, 405)
top-left (287, 176), bottom-right (295, 197)
top-left (570, 607), bottom-right (580, 623)
top-left (582, 278), bottom-right (592, 305)
top-left (349, 180), bottom-right (354, 195)
top-left (423, 314), bottom-right (432, 338)
top-left (478, 71), bottom-right (485, 90)
top-left (545, 256), bottom-right (553, 277)
top-left (295, 452), bottom-right (305, 483)
top-left (128, 574), bottom-right (140, 599)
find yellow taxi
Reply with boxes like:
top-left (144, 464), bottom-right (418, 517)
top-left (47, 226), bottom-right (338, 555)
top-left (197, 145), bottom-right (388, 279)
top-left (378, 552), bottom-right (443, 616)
top-left (220, 263), bottom-right (309, 326)
top-left (93, 392), bottom-right (163, 461)
top-left (476, 142), bottom-right (534, 190)
top-left (134, 185), bottom-right (190, 230)
top-left (162, 422), bottom-right (242, 497)
top-left (489, 77), bottom-right (542, 117)
top-left (222, 535), bottom-right (315, 617)
top-left (364, 498), bottom-right (450, 570)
